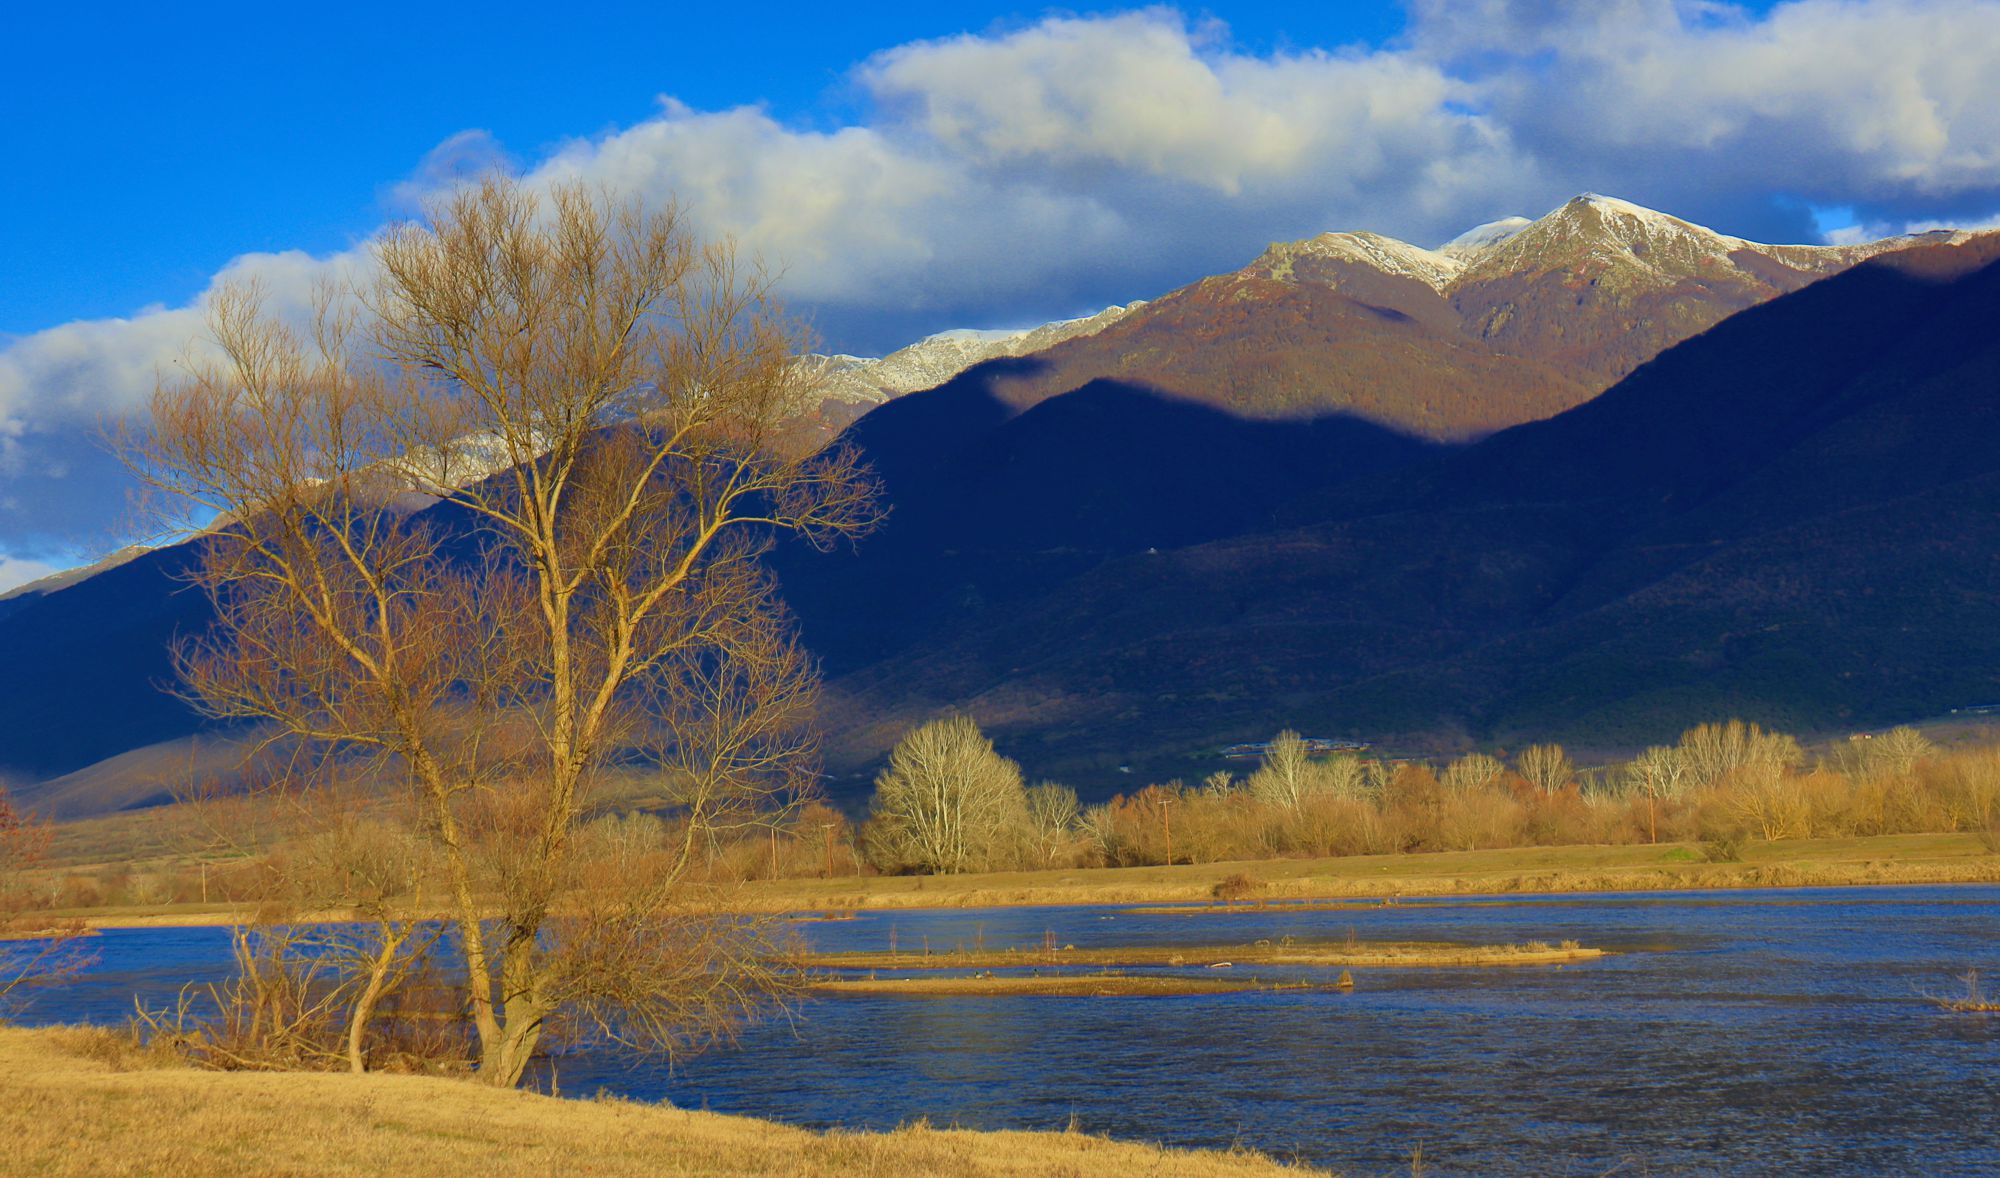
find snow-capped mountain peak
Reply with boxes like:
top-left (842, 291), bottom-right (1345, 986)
top-left (1254, 231), bottom-right (1463, 291)
top-left (808, 303), bottom-right (1143, 407)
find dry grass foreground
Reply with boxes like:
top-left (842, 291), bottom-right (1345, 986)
top-left (0, 1027), bottom-right (1322, 1178)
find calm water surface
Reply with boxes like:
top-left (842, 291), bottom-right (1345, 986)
top-left (25, 885), bottom-right (2000, 1176)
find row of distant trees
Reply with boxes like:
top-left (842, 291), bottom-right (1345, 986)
top-left (857, 717), bottom-right (1997, 873)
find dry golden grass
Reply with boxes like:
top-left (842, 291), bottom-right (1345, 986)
top-left (0, 1026), bottom-right (1322, 1178)
top-left (733, 833), bottom-right (2000, 914)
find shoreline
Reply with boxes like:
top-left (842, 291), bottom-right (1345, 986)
top-left (59, 832), bottom-right (2000, 931)
top-left (0, 1027), bottom-right (1320, 1177)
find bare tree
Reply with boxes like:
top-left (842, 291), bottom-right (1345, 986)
top-left (1516, 744), bottom-right (1573, 799)
top-left (1441, 752), bottom-right (1505, 796)
top-left (127, 177), bottom-right (878, 1087)
top-left (1023, 782), bottom-right (1081, 868)
top-left (1676, 720), bottom-right (1802, 790)
top-left (1872, 726), bottom-right (1937, 777)
top-left (863, 716), bottom-right (1028, 874)
top-left (1624, 745), bottom-right (1688, 844)
top-left (1248, 730), bottom-right (1314, 808)
top-left (282, 798), bottom-right (441, 1074)
top-left (1317, 754), bottom-right (1367, 800)
top-left (1364, 758), bottom-right (1399, 796)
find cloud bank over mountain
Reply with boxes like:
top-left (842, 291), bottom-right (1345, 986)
top-left (5, 0), bottom-right (2000, 575)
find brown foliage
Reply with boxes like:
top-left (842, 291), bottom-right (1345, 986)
top-left (971, 721), bottom-right (2000, 873)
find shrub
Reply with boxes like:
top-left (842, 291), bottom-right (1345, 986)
top-left (1702, 832), bottom-right (1746, 863)
top-left (1211, 872), bottom-right (1262, 902)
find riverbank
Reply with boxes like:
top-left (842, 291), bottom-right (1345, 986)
top-left (806, 940), bottom-right (1605, 972)
top-left (57, 832), bottom-right (1999, 929)
top-left (0, 1027), bottom-right (1321, 1177)
top-left (738, 832), bottom-right (2000, 912)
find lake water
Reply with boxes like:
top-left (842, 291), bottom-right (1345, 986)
top-left (21, 885), bottom-right (2000, 1176)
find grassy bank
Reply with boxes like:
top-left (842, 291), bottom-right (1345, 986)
top-left (53, 832), bottom-right (2000, 930)
top-left (733, 832), bottom-right (2000, 913)
top-left (0, 1027), bottom-right (1320, 1177)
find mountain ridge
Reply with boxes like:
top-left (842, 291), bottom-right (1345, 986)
top-left (981, 193), bottom-right (1977, 441)
top-left (798, 234), bottom-right (2000, 784)
top-left (3, 200), bottom-right (1995, 801)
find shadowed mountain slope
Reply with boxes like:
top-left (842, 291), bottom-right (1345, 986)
top-left (772, 365), bottom-right (1436, 675)
top-left (0, 544), bottom-right (208, 784)
top-left (797, 236), bottom-right (2000, 784)
top-left (2, 212), bottom-right (1992, 803)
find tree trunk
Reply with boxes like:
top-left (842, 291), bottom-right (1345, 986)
top-left (481, 996), bottom-right (547, 1088)
top-left (478, 940), bottom-right (548, 1088)
top-left (346, 926), bottom-right (408, 1074)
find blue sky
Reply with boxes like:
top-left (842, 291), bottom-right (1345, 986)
top-left (3, 0), bottom-right (1999, 585)
top-left (0, 2), bottom-right (1413, 334)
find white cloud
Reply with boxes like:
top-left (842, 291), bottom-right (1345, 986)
top-left (0, 553), bottom-right (62, 595)
top-left (1901, 210), bottom-right (2000, 233)
top-left (0, 243), bottom-right (373, 551)
top-left (1426, 0), bottom-right (2000, 206)
top-left (502, 8), bottom-right (1552, 364)
top-left (527, 104), bottom-right (1134, 315)
top-left (6, 2), bottom-right (2000, 559)
top-left (1815, 208), bottom-right (2000, 243)
top-left (857, 12), bottom-right (1487, 197)
top-left (519, 12), bottom-right (1534, 329)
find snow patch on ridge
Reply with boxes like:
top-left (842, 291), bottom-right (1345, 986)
top-left (1439, 216), bottom-right (1533, 260)
top-left (1254, 193), bottom-right (1984, 300)
top-left (808, 303), bottom-right (1143, 406)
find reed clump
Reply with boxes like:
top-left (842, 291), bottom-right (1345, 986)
top-left (1931, 969), bottom-right (2000, 1014)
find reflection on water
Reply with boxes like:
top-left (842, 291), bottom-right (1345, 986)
top-left (25, 886), bottom-right (2000, 1176)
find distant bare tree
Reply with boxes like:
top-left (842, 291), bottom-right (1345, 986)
top-left (127, 177), bottom-right (878, 1087)
top-left (1248, 731), bottom-right (1314, 808)
top-left (1727, 762), bottom-right (1811, 841)
top-left (1676, 720), bottom-right (1802, 790)
top-left (1317, 754), bottom-right (1367, 800)
top-left (1516, 744), bottom-right (1573, 799)
top-left (1364, 759), bottom-right (1399, 796)
top-left (864, 717), bottom-right (1028, 874)
top-left (1441, 752), bottom-right (1505, 796)
top-left (1873, 726), bottom-right (1937, 777)
top-left (1624, 746), bottom-right (1688, 844)
top-left (1023, 782), bottom-right (1081, 868)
